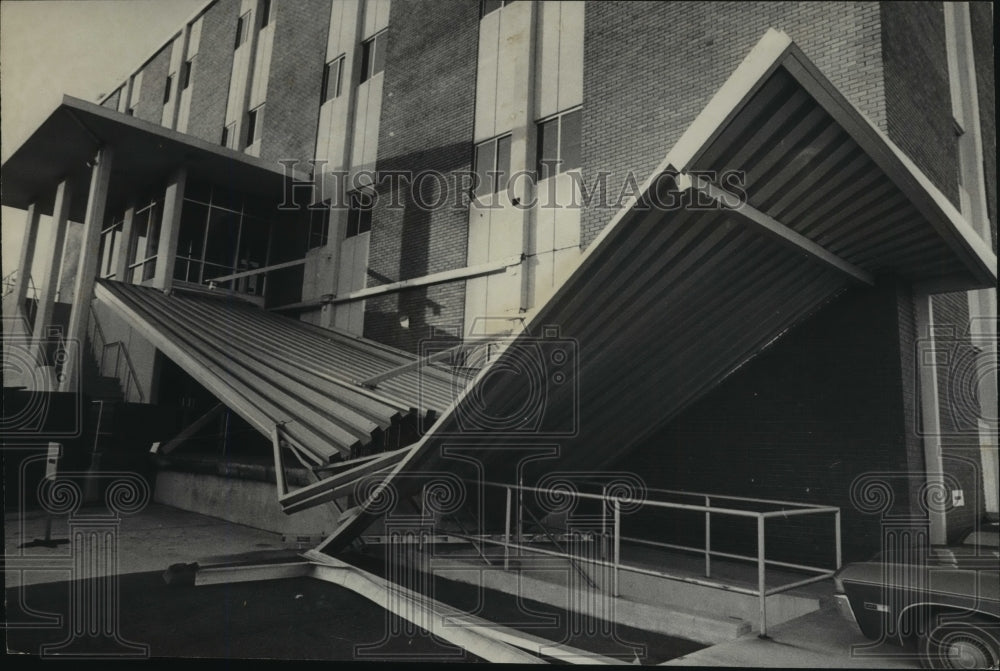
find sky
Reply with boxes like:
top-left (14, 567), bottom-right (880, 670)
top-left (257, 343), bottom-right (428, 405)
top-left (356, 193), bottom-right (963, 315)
top-left (1, 0), bottom-right (206, 282)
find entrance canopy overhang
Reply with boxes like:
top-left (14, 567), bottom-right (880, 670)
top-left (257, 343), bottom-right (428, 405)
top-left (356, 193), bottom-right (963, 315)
top-left (1, 95), bottom-right (305, 222)
top-left (321, 29), bottom-right (998, 550)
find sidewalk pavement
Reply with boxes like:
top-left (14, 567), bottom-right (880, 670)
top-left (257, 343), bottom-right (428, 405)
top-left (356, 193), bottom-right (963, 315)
top-left (5, 503), bottom-right (284, 588)
top-left (663, 605), bottom-right (920, 668)
top-left (4, 503), bottom-right (922, 666)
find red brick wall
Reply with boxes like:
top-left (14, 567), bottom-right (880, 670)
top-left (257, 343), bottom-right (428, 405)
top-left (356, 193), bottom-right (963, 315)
top-left (579, 1), bottom-right (886, 248)
top-left (185, 0), bottom-right (240, 145)
top-left (970, 0), bottom-right (996, 251)
top-left (132, 44), bottom-right (173, 123)
top-left (880, 1), bottom-right (960, 209)
top-left (362, 0), bottom-right (479, 352)
top-left (612, 280), bottom-right (921, 563)
top-left (259, 0), bottom-right (332, 165)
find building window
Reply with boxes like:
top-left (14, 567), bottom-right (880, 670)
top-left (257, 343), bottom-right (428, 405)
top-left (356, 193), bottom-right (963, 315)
top-left (127, 199), bottom-right (162, 283)
top-left (163, 75), bottom-right (173, 104)
top-left (126, 108), bottom-right (135, 116)
top-left (176, 183), bottom-right (274, 295)
top-left (473, 134), bottom-right (512, 198)
top-left (308, 203), bottom-right (331, 249)
top-left (346, 191), bottom-right (373, 238)
top-left (321, 56), bottom-right (345, 102)
top-left (246, 106), bottom-right (263, 146)
top-left (99, 220), bottom-right (123, 279)
top-left (359, 31), bottom-right (386, 84)
top-left (234, 12), bottom-right (250, 49)
top-left (480, 0), bottom-right (516, 18)
top-left (536, 107), bottom-right (581, 181)
top-left (260, 0), bottom-right (272, 28)
top-left (182, 60), bottom-right (193, 90)
top-left (221, 122), bottom-right (235, 148)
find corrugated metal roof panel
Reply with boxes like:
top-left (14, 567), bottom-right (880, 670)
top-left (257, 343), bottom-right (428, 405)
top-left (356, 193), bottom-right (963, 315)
top-left (95, 280), bottom-right (470, 462)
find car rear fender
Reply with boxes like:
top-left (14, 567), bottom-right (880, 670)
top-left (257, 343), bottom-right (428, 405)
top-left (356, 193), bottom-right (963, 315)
top-left (896, 602), bottom-right (1000, 642)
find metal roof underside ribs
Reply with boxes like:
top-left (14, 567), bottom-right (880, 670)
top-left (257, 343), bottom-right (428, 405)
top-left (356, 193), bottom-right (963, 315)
top-left (315, 28), bottom-right (997, 554)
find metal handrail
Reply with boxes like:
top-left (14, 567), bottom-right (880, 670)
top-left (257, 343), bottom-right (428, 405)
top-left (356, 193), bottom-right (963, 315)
top-left (102, 342), bottom-right (144, 403)
top-left (88, 308), bottom-right (145, 403)
top-left (576, 479), bottom-right (832, 510)
top-left (2, 269), bottom-right (37, 301)
top-left (463, 479), bottom-right (842, 638)
top-left (521, 501), bottom-right (599, 589)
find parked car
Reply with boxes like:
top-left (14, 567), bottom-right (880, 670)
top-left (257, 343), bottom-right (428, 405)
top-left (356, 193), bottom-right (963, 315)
top-left (833, 519), bottom-right (999, 668)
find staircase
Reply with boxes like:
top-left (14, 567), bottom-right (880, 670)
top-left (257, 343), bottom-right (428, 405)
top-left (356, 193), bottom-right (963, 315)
top-left (81, 347), bottom-right (126, 404)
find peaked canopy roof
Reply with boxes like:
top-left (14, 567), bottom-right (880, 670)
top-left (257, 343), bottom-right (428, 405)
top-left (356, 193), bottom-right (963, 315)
top-left (319, 29), bottom-right (998, 551)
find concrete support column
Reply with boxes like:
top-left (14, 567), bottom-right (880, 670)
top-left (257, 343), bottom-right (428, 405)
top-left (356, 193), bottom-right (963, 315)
top-left (114, 203), bottom-right (136, 282)
top-left (969, 288), bottom-right (999, 514)
top-left (915, 293), bottom-right (947, 545)
top-left (60, 146), bottom-right (115, 394)
top-left (30, 180), bottom-right (72, 367)
top-left (151, 167), bottom-right (187, 292)
top-left (11, 202), bottom-right (42, 318)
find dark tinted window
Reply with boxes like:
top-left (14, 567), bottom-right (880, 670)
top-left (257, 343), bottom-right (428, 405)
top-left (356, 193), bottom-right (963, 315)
top-left (347, 192), bottom-right (372, 238)
top-left (560, 108), bottom-right (581, 172)
top-left (234, 13), bottom-right (250, 49)
top-left (537, 117), bottom-right (559, 180)
top-left (322, 57), bottom-right (344, 102)
top-left (360, 31), bottom-right (386, 83)
top-left (246, 107), bottom-right (261, 145)
top-left (473, 140), bottom-right (496, 199)
top-left (536, 109), bottom-right (581, 179)
top-left (308, 204), bottom-right (330, 248)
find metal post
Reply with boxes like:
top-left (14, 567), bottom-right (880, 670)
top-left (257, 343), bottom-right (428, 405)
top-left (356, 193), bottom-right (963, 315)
top-left (504, 487), bottom-right (512, 570)
top-left (757, 515), bottom-right (768, 639)
top-left (517, 476), bottom-right (524, 546)
top-left (420, 484), bottom-right (427, 553)
top-left (705, 496), bottom-right (712, 578)
top-left (834, 510), bottom-right (842, 570)
top-left (601, 485), bottom-right (607, 561)
top-left (613, 499), bottom-right (621, 598)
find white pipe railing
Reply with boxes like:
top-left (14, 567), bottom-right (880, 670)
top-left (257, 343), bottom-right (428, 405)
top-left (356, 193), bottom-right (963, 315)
top-left (454, 479), bottom-right (843, 639)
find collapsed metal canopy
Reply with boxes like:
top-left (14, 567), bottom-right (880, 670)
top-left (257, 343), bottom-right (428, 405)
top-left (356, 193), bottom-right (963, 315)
top-left (320, 29), bottom-right (997, 551)
top-left (95, 280), bottom-right (470, 465)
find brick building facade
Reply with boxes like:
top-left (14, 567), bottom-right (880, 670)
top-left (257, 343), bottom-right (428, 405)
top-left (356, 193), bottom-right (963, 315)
top-left (3, 0), bottom-right (996, 560)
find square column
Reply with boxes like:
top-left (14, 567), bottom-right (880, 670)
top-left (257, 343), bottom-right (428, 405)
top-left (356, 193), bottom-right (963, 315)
top-left (915, 293), bottom-right (948, 545)
top-left (151, 167), bottom-right (187, 292)
top-left (60, 147), bottom-right (114, 394)
top-left (30, 180), bottom-right (72, 370)
top-left (10, 202), bottom-right (41, 320)
top-left (114, 203), bottom-right (136, 282)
